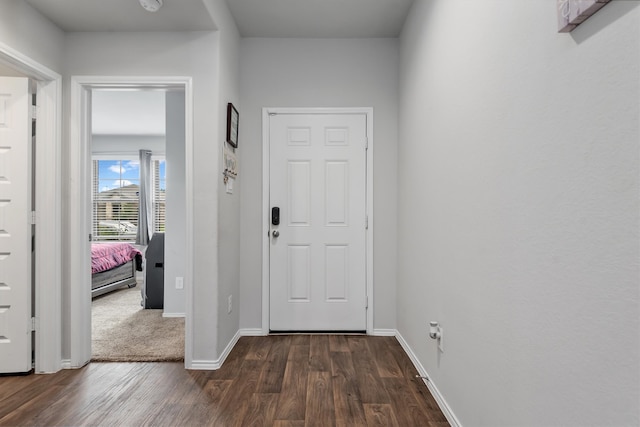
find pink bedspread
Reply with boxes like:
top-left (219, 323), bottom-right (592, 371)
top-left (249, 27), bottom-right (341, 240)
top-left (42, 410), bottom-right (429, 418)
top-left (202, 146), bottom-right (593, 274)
top-left (91, 243), bottom-right (142, 274)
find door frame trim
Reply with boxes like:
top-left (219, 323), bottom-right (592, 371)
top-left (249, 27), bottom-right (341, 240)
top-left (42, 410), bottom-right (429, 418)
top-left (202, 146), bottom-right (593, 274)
top-left (261, 107), bottom-right (374, 334)
top-left (0, 42), bottom-right (62, 373)
top-left (69, 76), bottom-right (194, 368)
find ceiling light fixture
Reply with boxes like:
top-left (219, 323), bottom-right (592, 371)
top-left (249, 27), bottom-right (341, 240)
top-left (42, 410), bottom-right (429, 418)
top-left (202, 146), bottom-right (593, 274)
top-left (139, 0), bottom-right (163, 13)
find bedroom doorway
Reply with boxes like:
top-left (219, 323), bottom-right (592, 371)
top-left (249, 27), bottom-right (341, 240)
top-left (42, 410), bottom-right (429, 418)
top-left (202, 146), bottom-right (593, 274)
top-left (69, 77), bottom-right (193, 368)
top-left (89, 88), bottom-right (184, 362)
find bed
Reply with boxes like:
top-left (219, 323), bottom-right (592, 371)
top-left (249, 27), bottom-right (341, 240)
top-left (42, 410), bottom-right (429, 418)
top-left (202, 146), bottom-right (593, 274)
top-left (91, 242), bottom-right (143, 298)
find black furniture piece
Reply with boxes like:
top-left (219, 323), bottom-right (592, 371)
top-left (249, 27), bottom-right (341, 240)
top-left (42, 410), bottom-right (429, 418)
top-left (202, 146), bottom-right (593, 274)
top-left (143, 232), bottom-right (165, 309)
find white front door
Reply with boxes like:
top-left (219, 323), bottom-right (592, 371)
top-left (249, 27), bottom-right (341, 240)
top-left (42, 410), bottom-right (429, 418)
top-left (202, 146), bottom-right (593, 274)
top-left (0, 77), bottom-right (33, 373)
top-left (269, 112), bottom-right (367, 331)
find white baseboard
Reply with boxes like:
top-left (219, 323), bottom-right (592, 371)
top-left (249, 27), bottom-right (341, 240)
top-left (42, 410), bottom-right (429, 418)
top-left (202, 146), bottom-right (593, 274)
top-left (61, 359), bottom-right (72, 369)
top-left (186, 330), bottom-right (241, 370)
top-left (187, 359), bottom-right (219, 370)
top-left (371, 328), bottom-right (397, 336)
top-left (395, 332), bottom-right (462, 427)
top-left (162, 312), bottom-right (185, 318)
top-left (240, 328), bottom-right (267, 336)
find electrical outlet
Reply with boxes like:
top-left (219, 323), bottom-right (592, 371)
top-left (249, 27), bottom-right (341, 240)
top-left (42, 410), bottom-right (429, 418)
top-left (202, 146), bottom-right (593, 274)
top-left (175, 277), bottom-right (184, 290)
top-left (227, 295), bottom-right (232, 314)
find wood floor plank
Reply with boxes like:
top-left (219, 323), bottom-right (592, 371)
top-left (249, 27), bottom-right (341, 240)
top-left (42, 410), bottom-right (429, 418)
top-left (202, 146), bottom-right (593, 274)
top-left (246, 335), bottom-right (274, 361)
top-left (386, 336), bottom-right (421, 378)
top-left (348, 338), bottom-right (390, 404)
top-left (305, 371), bottom-right (335, 427)
top-left (407, 377), bottom-right (449, 423)
top-left (328, 335), bottom-right (350, 352)
top-left (273, 421), bottom-right (305, 427)
top-left (0, 385), bottom-right (65, 426)
top-left (367, 337), bottom-right (403, 378)
top-left (363, 403), bottom-right (400, 427)
top-left (381, 377), bottom-right (432, 426)
top-left (204, 336), bottom-right (253, 380)
top-left (330, 351), bottom-right (367, 427)
top-left (241, 393), bottom-right (279, 426)
top-left (0, 336), bottom-right (449, 427)
top-left (275, 344), bottom-right (310, 422)
top-left (256, 335), bottom-right (291, 393)
top-left (291, 335), bottom-right (311, 345)
top-left (309, 335), bottom-right (331, 372)
top-left (211, 359), bottom-right (264, 426)
top-left (54, 363), bottom-right (156, 426)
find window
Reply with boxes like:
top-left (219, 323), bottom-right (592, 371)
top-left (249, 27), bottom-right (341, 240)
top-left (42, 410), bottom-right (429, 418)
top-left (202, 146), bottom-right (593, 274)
top-left (92, 158), bottom-right (166, 242)
top-left (154, 160), bottom-right (166, 232)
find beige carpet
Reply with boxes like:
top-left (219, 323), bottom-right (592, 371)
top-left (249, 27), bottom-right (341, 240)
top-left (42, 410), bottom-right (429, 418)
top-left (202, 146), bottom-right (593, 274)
top-left (91, 285), bottom-right (184, 362)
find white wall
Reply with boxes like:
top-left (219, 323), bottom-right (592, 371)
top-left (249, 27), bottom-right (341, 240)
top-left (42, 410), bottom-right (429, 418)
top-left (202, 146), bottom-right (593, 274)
top-left (203, 0), bottom-right (242, 357)
top-left (0, 0), bottom-right (64, 73)
top-left (398, 1), bottom-right (639, 426)
top-left (238, 38), bottom-right (399, 331)
top-left (62, 30), bottom-right (220, 362)
top-left (92, 135), bottom-right (165, 154)
top-left (164, 90), bottom-right (186, 316)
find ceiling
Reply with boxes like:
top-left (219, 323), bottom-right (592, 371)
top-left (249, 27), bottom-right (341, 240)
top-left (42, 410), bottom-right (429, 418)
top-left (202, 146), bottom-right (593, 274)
top-left (24, 0), bottom-right (414, 38)
top-left (24, 0), bottom-right (217, 32)
top-left (227, 0), bottom-right (415, 38)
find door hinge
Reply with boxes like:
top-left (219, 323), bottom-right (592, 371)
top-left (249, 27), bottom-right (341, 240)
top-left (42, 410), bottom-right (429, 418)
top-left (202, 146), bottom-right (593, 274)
top-left (30, 211), bottom-right (36, 225)
top-left (365, 215), bottom-right (369, 230)
top-left (31, 105), bottom-right (38, 119)
top-left (31, 317), bottom-right (37, 332)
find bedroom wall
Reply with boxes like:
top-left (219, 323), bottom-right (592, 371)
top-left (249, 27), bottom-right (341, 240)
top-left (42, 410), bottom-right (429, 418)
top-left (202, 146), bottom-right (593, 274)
top-left (62, 30), bottom-right (221, 362)
top-left (91, 135), bottom-right (165, 154)
top-left (164, 90), bottom-right (186, 316)
top-left (0, 0), bottom-right (64, 73)
top-left (238, 38), bottom-right (399, 332)
top-left (398, 1), bottom-right (639, 425)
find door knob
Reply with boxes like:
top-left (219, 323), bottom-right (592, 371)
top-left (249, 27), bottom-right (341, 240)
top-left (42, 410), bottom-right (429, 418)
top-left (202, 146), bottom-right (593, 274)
top-left (272, 229), bottom-right (280, 238)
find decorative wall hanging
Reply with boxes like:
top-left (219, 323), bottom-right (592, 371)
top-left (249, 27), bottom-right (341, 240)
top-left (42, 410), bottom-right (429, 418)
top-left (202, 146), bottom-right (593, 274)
top-left (557, 0), bottom-right (612, 33)
top-left (226, 103), bottom-right (239, 148)
top-left (223, 144), bottom-right (238, 184)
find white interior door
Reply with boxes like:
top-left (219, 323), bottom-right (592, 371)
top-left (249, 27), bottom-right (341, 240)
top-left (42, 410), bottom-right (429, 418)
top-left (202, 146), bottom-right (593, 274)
top-left (269, 113), bottom-right (367, 331)
top-left (0, 77), bottom-right (33, 373)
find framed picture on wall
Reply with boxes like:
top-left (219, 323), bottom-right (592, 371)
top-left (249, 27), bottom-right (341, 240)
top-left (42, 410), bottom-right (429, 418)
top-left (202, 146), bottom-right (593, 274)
top-left (226, 103), bottom-right (239, 148)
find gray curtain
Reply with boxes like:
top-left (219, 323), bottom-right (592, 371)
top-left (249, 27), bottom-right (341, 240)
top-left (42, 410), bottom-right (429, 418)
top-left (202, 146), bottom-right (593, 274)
top-left (136, 150), bottom-right (153, 245)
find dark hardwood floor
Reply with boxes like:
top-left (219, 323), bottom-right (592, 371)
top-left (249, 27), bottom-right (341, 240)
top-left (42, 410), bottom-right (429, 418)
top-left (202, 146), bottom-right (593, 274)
top-left (0, 335), bottom-right (449, 426)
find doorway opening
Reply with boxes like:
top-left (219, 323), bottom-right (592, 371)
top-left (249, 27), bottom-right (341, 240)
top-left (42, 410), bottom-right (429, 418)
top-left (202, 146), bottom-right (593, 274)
top-left (69, 77), bottom-right (194, 368)
top-left (89, 88), bottom-right (183, 362)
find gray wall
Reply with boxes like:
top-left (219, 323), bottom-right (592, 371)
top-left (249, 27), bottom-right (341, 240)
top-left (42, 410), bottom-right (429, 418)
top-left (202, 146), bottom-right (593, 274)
top-left (398, 1), bottom-right (640, 425)
top-left (62, 30), bottom-right (221, 361)
top-left (164, 90), bottom-right (186, 316)
top-left (92, 135), bottom-right (165, 154)
top-left (238, 38), bottom-right (399, 331)
top-left (207, 0), bottom-right (242, 357)
top-left (0, 0), bottom-right (64, 73)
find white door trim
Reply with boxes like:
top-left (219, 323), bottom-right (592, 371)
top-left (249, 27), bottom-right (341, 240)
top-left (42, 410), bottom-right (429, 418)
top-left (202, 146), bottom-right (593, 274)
top-left (69, 76), bottom-right (194, 368)
top-left (261, 107), bottom-right (374, 334)
top-left (0, 42), bottom-right (62, 373)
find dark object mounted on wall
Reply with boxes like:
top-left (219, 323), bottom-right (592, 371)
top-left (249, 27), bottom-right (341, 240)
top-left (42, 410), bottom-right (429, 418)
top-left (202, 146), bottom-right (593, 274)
top-left (226, 102), bottom-right (239, 148)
